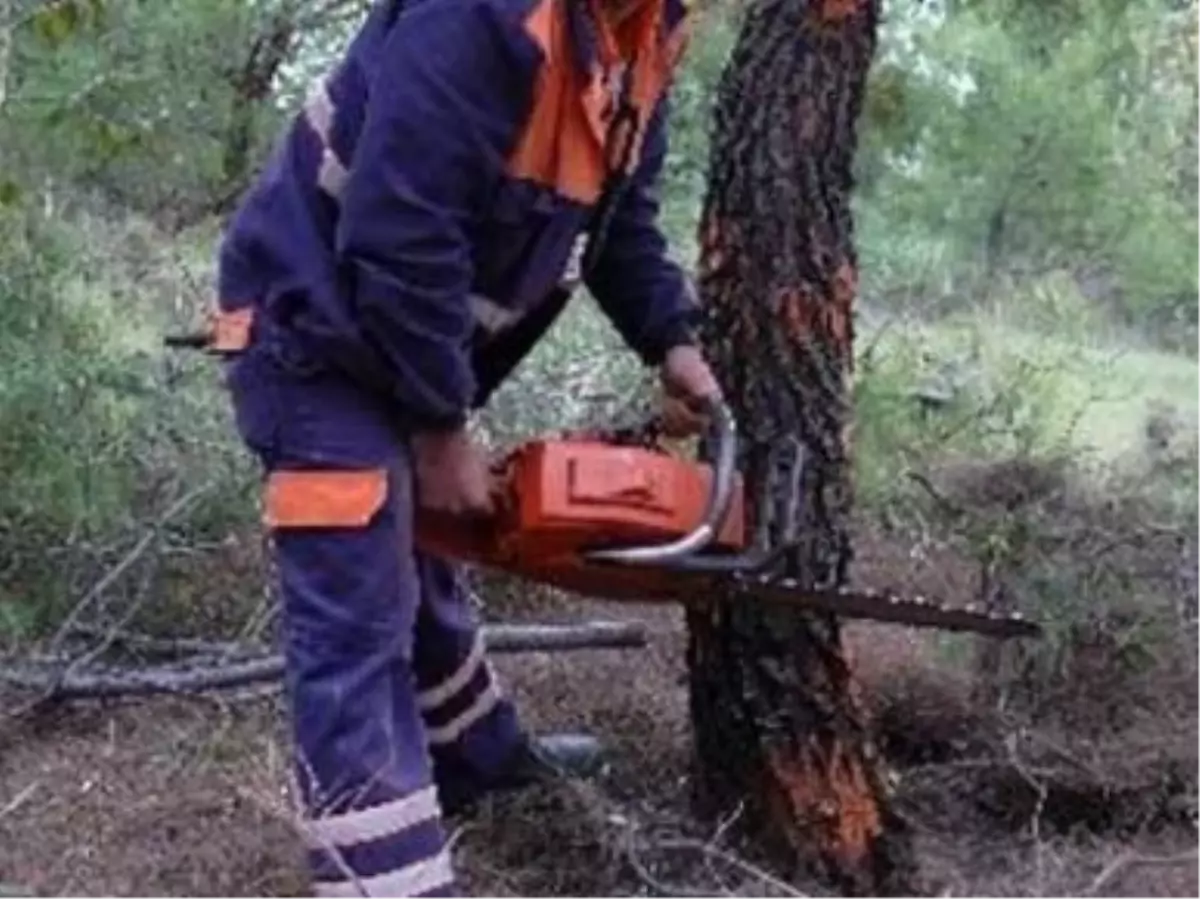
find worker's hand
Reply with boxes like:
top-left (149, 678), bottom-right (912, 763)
top-left (411, 427), bottom-right (495, 518)
top-left (659, 344), bottom-right (722, 438)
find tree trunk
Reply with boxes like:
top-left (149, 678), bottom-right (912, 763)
top-left (686, 1), bottom-right (917, 894)
top-left (217, 12), bottom-right (298, 213)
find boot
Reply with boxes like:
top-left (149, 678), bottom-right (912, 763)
top-left (506, 731), bottom-right (607, 781)
top-left (439, 732), bottom-right (605, 815)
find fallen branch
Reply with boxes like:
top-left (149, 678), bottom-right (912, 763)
top-left (0, 620), bottom-right (646, 700)
top-left (1083, 849), bottom-right (1199, 896)
top-left (0, 654), bottom-right (284, 699)
top-left (61, 625), bottom-right (260, 661)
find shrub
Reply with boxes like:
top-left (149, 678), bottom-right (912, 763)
top-left (0, 201), bottom-right (256, 638)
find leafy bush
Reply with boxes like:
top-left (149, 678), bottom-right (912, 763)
top-left (0, 201), bottom-right (255, 637)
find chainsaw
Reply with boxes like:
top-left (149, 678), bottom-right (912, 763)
top-left (415, 397), bottom-right (1041, 640)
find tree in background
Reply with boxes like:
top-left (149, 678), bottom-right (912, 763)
top-left (687, 0), bottom-right (916, 893)
top-left (0, 0), bottom-right (368, 226)
top-left (854, 0), bottom-right (1198, 344)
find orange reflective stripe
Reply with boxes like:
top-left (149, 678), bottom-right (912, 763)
top-left (522, 0), bottom-right (555, 51)
top-left (588, 0), bottom-right (667, 172)
top-left (264, 469), bottom-right (388, 529)
top-left (209, 308), bottom-right (254, 353)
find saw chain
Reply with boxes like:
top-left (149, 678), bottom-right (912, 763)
top-left (724, 574), bottom-right (1039, 638)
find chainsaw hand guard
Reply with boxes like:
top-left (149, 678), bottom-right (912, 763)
top-left (582, 395), bottom-right (739, 566)
top-left (647, 434), bottom-right (808, 576)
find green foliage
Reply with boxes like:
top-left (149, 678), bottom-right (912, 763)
top-left (29, 0), bottom-right (108, 48)
top-left (947, 0), bottom-right (1150, 54)
top-left (659, 2), bottom-right (739, 263)
top-left (850, 291), bottom-right (1197, 695)
top-left (856, 0), bottom-right (1197, 347)
top-left (3, 0), bottom-right (289, 217)
top-left (0, 209), bottom-right (130, 534)
top-left (0, 200), bottom-right (256, 635)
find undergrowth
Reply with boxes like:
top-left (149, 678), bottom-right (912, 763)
top-left (0, 203), bottom-right (256, 639)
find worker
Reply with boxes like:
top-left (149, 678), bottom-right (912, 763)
top-left (211, 0), bottom-right (719, 894)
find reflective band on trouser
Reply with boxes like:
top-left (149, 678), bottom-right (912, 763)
top-left (417, 622), bottom-right (503, 749)
top-left (314, 852), bottom-right (455, 898)
top-left (307, 787), bottom-right (455, 898)
top-left (264, 468), bottom-right (388, 530)
top-left (411, 555), bottom-right (523, 803)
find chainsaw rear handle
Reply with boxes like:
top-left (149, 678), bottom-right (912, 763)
top-left (162, 331), bottom-right (212, 349)
top-left (583, 395), bottom-right (737, 566)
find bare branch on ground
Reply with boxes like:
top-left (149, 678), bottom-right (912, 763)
top-left (1083, 849), bottom-right (1199, 896)
top-left (0, 620), bottom-right (647, 702)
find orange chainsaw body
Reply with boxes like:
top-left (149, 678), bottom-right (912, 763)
top-left (415, 439), bottom-right (746, 601)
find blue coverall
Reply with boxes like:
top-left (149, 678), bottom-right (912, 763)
top-left (215, 0), bottom-right (698, 893)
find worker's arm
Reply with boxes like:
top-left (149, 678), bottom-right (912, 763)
top-left (583, 97), bottom-right (702, 365)
top-left (335, 0), bottom-right (536, 431)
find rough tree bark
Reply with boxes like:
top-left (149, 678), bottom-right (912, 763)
top-left (686, 0), bottom-right (918, 894)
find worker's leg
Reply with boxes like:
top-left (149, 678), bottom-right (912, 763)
top-left (410, 556), bottom-right (524, 803)
top-left (412, 555), bottom-right (609, 814)
top-left (227, 348), bottom-right (457, 897)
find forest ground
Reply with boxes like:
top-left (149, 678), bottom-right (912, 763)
top-left (1, 518), bottom-right (1195, 898)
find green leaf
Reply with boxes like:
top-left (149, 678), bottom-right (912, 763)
top-left (32, 1), bottom-right (82, 48)
top-left (91, 119), bottom-right (136, 159)
top-left (0, 181), bottom-right (21, 207)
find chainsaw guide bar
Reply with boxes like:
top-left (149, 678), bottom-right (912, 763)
top-left (705, 575), bottom-right (1040, 639)
top-left (416, 397), bottom-right (1042, 641)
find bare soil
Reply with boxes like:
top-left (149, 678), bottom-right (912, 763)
top-left (1, 525), bottom-right (1195, 897)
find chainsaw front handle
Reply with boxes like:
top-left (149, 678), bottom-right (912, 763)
top-left (583, 395), bottom-right (737, 566)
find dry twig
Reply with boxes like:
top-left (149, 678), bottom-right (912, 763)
top-left (1083, 848), bottom-right (1199, 896)
top-left (559, 774), bottom-right (808, 898)
top-left (619, 822), bottom-right (811, 899)
top-left (0, 781), bottom-right (40, 821)
top-left (1006, 730), bottom-right (1050, 894)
